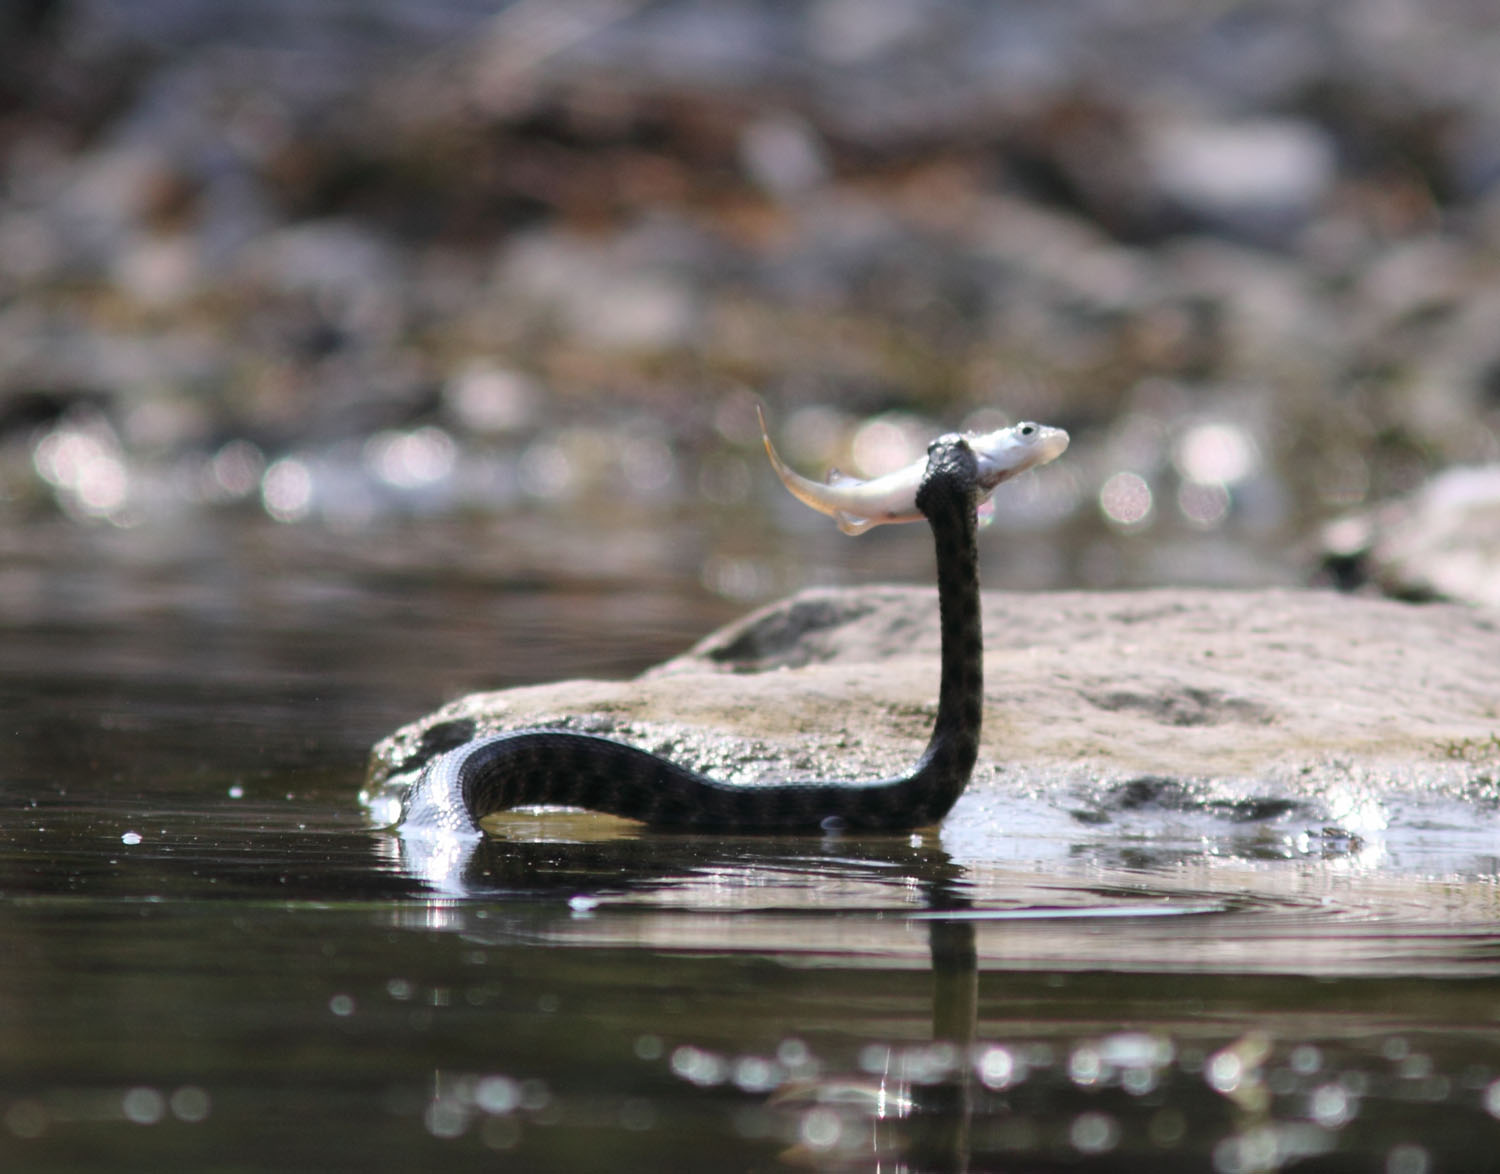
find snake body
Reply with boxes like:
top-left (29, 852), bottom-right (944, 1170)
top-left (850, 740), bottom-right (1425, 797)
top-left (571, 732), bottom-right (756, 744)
top-left (399, 434), bottom-right (986, 835)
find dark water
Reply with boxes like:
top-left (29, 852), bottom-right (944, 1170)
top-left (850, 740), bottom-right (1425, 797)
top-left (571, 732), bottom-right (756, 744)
top-left (5, 517), bottom-right (1500, 1173)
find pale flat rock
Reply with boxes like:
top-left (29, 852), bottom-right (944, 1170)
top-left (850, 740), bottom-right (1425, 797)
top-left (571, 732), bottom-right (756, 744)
top-left (674, 586), bottom-right (1500, 782)
top-left (366, 587), bottom-right (1500, 860)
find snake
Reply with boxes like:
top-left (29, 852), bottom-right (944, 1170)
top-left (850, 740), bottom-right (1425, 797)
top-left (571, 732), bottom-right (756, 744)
top-left (397, 414), bottom-right (1068, 836)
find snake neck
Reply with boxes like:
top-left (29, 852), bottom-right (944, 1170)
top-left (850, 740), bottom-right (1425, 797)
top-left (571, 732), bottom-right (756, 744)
top-left (897, 436), bottom-right (983, 821)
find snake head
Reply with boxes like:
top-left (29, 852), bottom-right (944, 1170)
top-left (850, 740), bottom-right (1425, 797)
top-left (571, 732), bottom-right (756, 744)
top-left (917, 433), bottom-right (983, 515)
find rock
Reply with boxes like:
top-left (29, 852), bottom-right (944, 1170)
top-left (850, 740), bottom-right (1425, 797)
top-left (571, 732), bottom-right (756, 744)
top-left (1145, 116), bottom-right (1336, 241)
top-left (1321, 465), bottom-right (1500, 607)
top-left (739, 113), bottom-right (829, 198)
top-left (366, 586), bottom-right (1500, 878)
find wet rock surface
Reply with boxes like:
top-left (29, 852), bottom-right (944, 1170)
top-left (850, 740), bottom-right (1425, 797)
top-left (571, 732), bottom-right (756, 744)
top-left (368, 586), bottom-right (1500, 848)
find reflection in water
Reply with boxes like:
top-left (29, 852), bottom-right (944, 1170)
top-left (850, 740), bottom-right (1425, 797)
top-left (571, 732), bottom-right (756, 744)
top-left (397, 829), bottom-right (989, 1170)
top-left (905, 918), bottom-right (977, 1171)
top-left (373, 822), bottom-right (1500, 1171)
top-left (759, 851), bottom-right (979, 1171)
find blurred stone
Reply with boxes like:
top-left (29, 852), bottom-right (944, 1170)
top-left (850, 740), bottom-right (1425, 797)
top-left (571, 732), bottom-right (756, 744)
top-left (111, 232), bottom-right (201, 306)
top-left (739, 113), bottom-right (829, 198)
top-left (493, 229), bottom-right (700, 350)
top-left (1146, 117), bottom-right (1335, 240)
top-left (1321, 465), bottom-right (1500, 607)
top-left (806, 0), bottom-right (927, 64)
top-left (0, 211), bottom-right (61, 281)
top-left (242, 219), bottom-right (402, 301)
top-left (444, 362), bottom-right (541, 435)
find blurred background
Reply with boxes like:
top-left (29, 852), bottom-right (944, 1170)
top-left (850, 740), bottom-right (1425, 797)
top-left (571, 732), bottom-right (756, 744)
top-left (4, 0), bottom-right (1500, 772)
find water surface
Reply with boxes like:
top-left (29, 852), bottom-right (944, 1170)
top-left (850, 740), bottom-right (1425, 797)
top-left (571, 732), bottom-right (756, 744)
top-left (4, 516), bottom-right (1500, 1173)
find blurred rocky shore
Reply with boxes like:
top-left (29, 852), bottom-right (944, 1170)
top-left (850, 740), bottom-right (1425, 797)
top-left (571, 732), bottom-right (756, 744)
top-left (3, 0), bottom-right (1500, 600)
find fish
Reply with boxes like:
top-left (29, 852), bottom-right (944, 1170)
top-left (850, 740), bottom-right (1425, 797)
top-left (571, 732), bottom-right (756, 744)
top-left (757, 404), bottom-right (1069, 534)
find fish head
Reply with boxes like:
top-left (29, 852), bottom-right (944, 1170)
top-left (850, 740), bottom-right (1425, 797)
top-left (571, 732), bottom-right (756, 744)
top-left (969, 421), bottom-right (1070, 490)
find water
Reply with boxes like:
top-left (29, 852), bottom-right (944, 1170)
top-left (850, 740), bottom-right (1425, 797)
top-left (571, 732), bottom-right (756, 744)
top-left (4, 515), bottom-right (1500, 1173)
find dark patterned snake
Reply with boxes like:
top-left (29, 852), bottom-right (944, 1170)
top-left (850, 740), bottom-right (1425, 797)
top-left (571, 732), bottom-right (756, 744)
top-left (398, 424), bottom-right (1062, 836)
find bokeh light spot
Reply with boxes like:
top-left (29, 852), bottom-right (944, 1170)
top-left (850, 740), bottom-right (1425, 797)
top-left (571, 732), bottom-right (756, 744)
top-left (1099, 472), bottom-right (1154, 528)
top-left (262, 458), bottom-right (313, 522)
top-left (1174, 422), bottom-right (1258, 485)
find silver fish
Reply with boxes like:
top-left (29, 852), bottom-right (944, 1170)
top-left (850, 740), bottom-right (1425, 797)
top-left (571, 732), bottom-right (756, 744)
top-left (758, 405), bottom-right (1069, 534)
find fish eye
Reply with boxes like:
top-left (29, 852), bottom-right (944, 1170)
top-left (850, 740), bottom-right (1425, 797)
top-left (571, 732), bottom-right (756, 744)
top-left (1018, 423), bottom-right (1036, 437)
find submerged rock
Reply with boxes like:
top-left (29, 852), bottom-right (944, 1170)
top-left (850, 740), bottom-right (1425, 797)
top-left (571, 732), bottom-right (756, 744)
top-left (367, 587), bottom-right (1500, 865)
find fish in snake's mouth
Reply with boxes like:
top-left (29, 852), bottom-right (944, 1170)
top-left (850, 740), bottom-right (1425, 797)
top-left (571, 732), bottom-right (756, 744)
top-left (757, 404), bottom-right (1068, 535)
